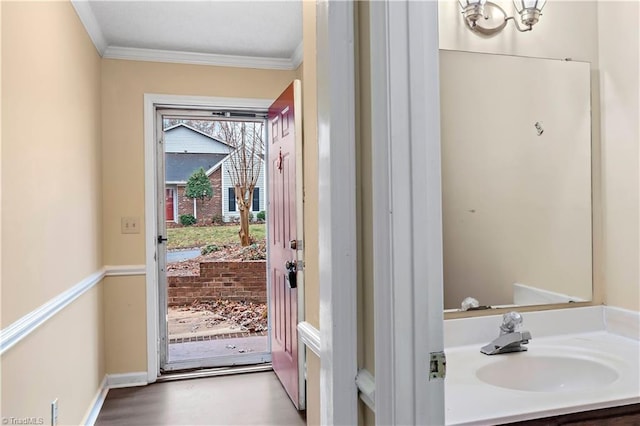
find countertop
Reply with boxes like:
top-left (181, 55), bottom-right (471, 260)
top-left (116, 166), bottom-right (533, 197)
top-left (444, 307), bottom-right (640, 425)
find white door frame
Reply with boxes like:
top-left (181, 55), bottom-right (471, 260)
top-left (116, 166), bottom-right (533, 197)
top-left (316, 1), bottom-right (359, 424)
top-left (142, 2), bottom-right (443, 422)
top-left (370, 1), bottom-right (445, 425)
top-left (143, 94), bottom-right (272, 382)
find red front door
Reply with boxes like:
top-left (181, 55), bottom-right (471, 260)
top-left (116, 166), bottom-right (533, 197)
top-left (165, 188), bottom-right (175, 221)
top-left (268, 81), bottom-right (303, 409)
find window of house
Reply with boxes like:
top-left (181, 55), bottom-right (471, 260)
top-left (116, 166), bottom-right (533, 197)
top-left (252, 188), bottom-right (260, 211)
top-left (228, 187), bottom-right (236, 212)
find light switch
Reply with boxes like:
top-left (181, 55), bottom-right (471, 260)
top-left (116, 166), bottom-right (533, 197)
top-left (121, 216), bottom-right (140, 234)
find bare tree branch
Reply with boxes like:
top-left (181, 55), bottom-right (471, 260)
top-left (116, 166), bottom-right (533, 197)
top-left (218, 121), bottom-right (264, 246)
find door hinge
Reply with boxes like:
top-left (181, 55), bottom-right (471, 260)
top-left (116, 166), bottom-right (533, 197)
top-left (429, 351), bottom-right (446, 380)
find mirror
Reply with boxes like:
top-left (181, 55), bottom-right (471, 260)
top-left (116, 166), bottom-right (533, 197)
top-left (439, 50), bottom-right (593, 311)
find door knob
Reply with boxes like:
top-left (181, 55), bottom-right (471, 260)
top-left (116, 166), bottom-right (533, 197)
top-left (285, 260), bottom-right (297, 289)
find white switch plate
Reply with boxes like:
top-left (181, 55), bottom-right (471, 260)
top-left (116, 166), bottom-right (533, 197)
top-left (121, 216), bottom-right (140, 234)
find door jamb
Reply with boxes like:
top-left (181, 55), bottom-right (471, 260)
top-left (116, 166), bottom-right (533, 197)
top-left (143, 94), bottom-right (272, 383)
top-left (369, 2), bottom-right (445, 424)
top-left (316, 1), bottom-right (359, 424)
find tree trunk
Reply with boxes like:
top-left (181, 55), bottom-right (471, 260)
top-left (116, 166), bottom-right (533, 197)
top-left (235, 186), bottom-right (254, 246)
top-left (238, 206), bottom-right (251, 246)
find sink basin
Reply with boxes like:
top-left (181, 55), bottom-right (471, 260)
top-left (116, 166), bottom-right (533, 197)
top-left (476, 355), bottom-right (619, 392)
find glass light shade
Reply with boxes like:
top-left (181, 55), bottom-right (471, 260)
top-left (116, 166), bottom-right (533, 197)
top-left (459, 0), bottom-right (487, 25)
top-left (513, 0), bottom-right (546, 27)
top-left (513, 0), bottom-right (546, 13)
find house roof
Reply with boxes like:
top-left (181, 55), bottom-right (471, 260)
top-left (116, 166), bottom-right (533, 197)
top-left (164, 123), bottom-right (233, 154)
top-left (165, 153), bottom-right (227, 183)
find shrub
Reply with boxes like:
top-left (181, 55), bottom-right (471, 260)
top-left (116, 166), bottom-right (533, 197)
top-left (179, 214), bottom-right (197, 226)
top-left (257, 210), bottom-right (266, 221)
top-left (201, 244), bottom-right (220, 255)
top-left (248, 212), bottom-right (254, 222)
top-left (211, 214), bottom-right (224, 225)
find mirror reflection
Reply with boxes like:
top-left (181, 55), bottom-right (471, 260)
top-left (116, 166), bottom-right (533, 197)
top-left (440, 50), bottom-right (593, 311)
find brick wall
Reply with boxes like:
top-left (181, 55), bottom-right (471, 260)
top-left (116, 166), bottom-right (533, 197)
top-left (175, 167), bottom-right (223, 225)
top-left (168, 260), bottom-right (266, 306)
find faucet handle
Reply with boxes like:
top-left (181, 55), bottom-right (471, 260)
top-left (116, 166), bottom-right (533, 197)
top-left (500, 311), bottom-right (523, 334)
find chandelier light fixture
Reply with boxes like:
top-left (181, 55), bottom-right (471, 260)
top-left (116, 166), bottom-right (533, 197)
top-left (458, 0), bottom-right (547, 36)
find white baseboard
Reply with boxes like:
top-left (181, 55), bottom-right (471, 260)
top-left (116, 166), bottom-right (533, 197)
top-left (106, 371), bottom-right (149, 389)
top-left (81, 376), bottom-right (108, 426)
top-left (82, 372), bottom-right (149, 425)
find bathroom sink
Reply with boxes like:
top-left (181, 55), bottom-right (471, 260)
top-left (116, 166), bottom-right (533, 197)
top-left (476, 354), bottom-right (619, 392)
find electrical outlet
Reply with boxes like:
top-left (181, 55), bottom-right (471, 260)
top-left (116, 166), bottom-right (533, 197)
top-left (51, 399), bottom-right (58, 426)
top-left (121, 216), bottom-right (140, 234)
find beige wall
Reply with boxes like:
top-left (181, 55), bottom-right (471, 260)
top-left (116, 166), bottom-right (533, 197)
top-left (100, 59), bottom-right (297, 371)
top-left (1, 1), bottom-right (104, 423)
top-left (597, 1), bottom-right (640, 311)
top-left (1, 286), bottom-right (105, 424)
top-left (440, 51), bottom-right (593, 308)
top-left (2, 0), bottom-right (103, 326)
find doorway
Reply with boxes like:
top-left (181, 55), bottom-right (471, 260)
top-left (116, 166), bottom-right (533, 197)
top-left (155, 107), bottom-right (271, 372)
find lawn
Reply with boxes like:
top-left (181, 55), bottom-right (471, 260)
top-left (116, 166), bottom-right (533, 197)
top-left (167, 224), bottom-right (266, 250)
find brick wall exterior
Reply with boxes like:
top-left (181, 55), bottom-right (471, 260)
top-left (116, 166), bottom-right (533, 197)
top-left (173, 167), bottom-right (223, 225)
top-left (168, 260), bottom-right (266, 306)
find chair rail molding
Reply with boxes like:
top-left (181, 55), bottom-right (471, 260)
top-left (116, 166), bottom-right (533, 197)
top-left (356, 368), bottom-right (376, 412)
top-left (105, 264), bottom-right (146, 276)
top-left (0, 268), bottom-right (105, 355)
top-left (0, 264), bottom-right (148, 355)
top-left (297, 321), bottom-right (321, 356)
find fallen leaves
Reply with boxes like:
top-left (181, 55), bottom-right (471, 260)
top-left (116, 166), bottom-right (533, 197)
top-left (183, 299), bottom-right (268, 333)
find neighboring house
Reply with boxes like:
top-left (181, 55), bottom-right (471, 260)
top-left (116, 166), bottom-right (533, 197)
top-left (222, 155), bottom-right (266, 221)
top-left (164, 123), bottom-right (265, 225)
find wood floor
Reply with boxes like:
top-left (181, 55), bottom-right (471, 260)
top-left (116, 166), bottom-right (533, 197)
top-left (95, 371), bottom-right (306, 425)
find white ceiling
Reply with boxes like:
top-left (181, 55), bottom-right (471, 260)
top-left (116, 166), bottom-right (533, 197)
top-left (72, 0), bottom-right (303, 70)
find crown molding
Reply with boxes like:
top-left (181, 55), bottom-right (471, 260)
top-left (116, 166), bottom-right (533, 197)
top-left (103, 46), bottom-right (299, 70)
top-left (72, 1), bottom-right (302, 70)
top-left (291, 40), bottom-right (304, 69)
top-left (71, 0), bottom-right (107, 55)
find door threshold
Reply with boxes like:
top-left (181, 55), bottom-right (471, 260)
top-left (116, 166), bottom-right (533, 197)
top-left (157, 363), bottom-right (273, 383)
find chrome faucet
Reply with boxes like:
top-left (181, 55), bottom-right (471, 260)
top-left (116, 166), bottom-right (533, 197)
top-left (480, 311), bottom-right (532, 355)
